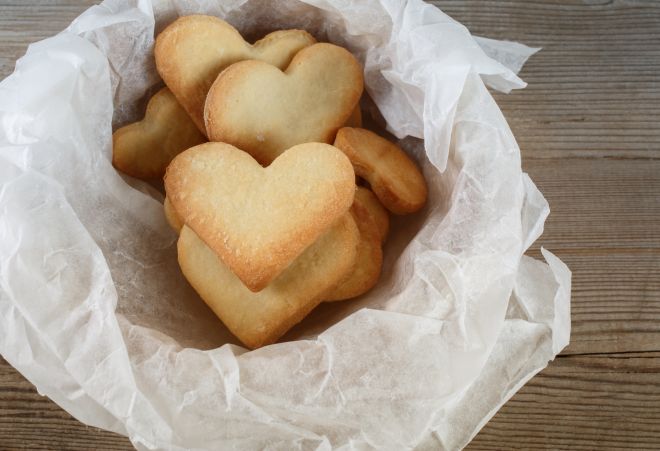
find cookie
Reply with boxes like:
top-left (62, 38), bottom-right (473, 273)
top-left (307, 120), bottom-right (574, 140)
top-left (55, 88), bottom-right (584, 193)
top-left (112, 87), bottom-right (205, 180)
top-left (165, 141), bottom-right (355, 292)
top-left (345, 105), bottom-right (362, 128)
top-left (178, 214), bottom-right (359, 349)
top-left (334, 127), bottom-right (427, 215)
top-left (354, 186), bottom-right (389, 242)
top-left (155, 15), bottom-right (316, 134)
top-left (204, 43), bottom-right (364, 165)
top-left (325, 192), bottom-right (383, 302)
top-left (164, 196), bottom-right (183, 233)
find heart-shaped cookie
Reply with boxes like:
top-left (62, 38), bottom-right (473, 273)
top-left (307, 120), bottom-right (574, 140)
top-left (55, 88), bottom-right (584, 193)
top-left (165, 141), bottom-right (355, 292)
top-left (326, 188), bottom-right (384, 302)
top-left (334, 127), bottom-right (427, 215)
top-left (163, 197), bottom-right (183, 234)
top-left (112, 87), bottom-right (205, 180)
top-left (155, 15), bottom-right (316, 134)
top-left (354, 186), bottom-right (389, 242)
top-left (178, 214), bottom-right (359, 349)
top-left (345, 105), bottom-right (362, 128)
top-left (204, 43), bottom-right (364, 165)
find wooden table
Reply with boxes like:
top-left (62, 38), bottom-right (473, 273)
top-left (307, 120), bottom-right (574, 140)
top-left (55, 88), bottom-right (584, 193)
top-left (1, 1), bottom-right (658, 449)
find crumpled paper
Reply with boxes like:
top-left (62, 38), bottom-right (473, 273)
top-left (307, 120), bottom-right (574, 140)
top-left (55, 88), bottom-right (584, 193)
top-left (0, 0), bottom-right (571, 449)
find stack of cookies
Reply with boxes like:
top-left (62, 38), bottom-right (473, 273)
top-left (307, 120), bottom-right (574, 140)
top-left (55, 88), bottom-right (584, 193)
top-left (112, 15), bottom-right (428, 349)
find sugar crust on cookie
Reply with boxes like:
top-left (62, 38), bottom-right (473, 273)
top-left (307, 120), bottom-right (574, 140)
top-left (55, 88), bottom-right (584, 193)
top-left (165, 141), bottom-right (356, 292)
top-left (178, 214), bottom-right (359, 348)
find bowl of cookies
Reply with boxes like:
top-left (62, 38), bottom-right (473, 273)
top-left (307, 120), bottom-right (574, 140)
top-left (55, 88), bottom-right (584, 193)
top-left (0, 0), bottom-right (570, 449)
top-left (114, 15), bottom-right (429, 349)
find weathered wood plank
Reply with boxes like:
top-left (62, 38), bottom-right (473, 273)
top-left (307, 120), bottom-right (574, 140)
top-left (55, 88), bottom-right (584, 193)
top-left (0, 1), bottom-right (98, 79)
top-left (526, 159), bottom-right (659, 251)
top-left (0, 357), bottom-right (132, 449)
top-left (523, 158), bottom-right (660, 354)
top-left (438, 0), bottom-right (660, 160)
top-left (467, 352), bottom-right (660, 450)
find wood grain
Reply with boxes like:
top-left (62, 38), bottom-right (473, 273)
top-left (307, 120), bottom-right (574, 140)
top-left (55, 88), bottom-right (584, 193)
top-left (0, 356), bottom-right (132, 450)
top-left (523, 159), bottom-right (660, 355)
top-left (442, 0), bottom-right (660, 161)
top-left (0, 0), bottom-right (659, 449)
top-left (468, 352), bottom-right (660, 450)
top-left (0, 1), bottom-right (98, 78)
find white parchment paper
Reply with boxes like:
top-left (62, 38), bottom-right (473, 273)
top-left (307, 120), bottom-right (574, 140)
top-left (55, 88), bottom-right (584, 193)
top-left (0, 0), bottom-right (570, 449)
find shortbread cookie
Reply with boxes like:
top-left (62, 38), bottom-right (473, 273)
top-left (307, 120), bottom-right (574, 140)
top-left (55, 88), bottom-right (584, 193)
top-left (165, 141), bottom-right (355, 292)
top-left (345, 105), bottom-right (362, 128)
top-left (326, 194), bottom-right (383, 302)
top-left (334, 127), bottom-right (427, 214)
top-left (354, 186), bottom-right (389, 242)
top-left (155, 15), bottom-right (315, 134)
top-left (204, 43), bottom-right (364, 165)
top-left (112, 87), bottom-right (205, 179)
top-left (178, 214), bottom-right (359, 348)
top-left (164, 197), bottom-right (183, 233)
